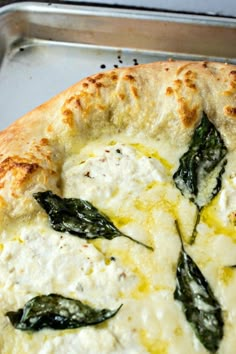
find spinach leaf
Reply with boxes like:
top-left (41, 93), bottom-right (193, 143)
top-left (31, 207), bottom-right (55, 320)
top-left (173, 112), bottom-right (227, 210)
top-left (6, 294), bottom-right (122, 331)
top-left (174, 221), bottom-right (224, 353)
top-left (34, 191), bottom-right (153, 250)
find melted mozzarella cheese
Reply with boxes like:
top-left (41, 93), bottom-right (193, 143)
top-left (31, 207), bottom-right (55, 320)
top-left (1, 135), bottom-right (236, 353)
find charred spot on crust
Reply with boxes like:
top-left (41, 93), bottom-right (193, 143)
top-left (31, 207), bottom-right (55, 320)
top-left (124, 74), bottom-right (135, 82)
top-left (87, 78), bottom-right (96, 84)
top-left (131, 86), bottom-right (138, 98)
top-left (111, 74), bottom-right (118, 81)
top-left (66, 96), bottom-right (75, 104)
top-left (185, 70), bottom-right (193, 76)
top-left (230, 82), bottom-right (236, 89)
top-left (62, 108), bottom-right (73, 116)
top-left (229, 72), bottom-right (236, 89)
top-left (40, 138), bottom-right (49, 146)
top-left (224, 106), bottom-right (236, 118)
top-left (166, 87), bottom-right (174, 95)
top-left (118, 93), bottom-right (125, 100)
top-left (184, 70), bottom-right (197, 81)
top-left (62, 109), bottom-right (74, 127)
top-left (97, 104), bottom-right (106, 111)
top-left (222, 71), bottom-right (236, 95)
top-left (0, 157), bottom-right (40, 183)
top-left (176, 64), bottom-right (190, 76)
top-left (184, 79), bottom-right (196, 90)
top-left (178, 97), bottom-right (198, 127)
top-left (94, 73), bottom-right (105, 80)
top-left (95, 82), bottom-right (104, 88)
top-left (75, 98), bottom-right (82, 109)
top-left (174, 79), bottom-right (182, 89)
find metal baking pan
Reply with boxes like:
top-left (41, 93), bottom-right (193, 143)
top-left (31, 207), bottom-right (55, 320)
top-left (0, 2), bottom-right (236, 130)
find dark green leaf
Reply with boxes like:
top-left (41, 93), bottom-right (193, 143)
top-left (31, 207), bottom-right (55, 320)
top-left (173, 112), bottom-right (227, 209)
top-left (6, 294), bottom-right (122, 331)
top-left (174, 221), bottom-right (224, 353)
top-left (34, 191), bottom-right (153, 250)
top-left (189, 210), bottom-right (201, 245)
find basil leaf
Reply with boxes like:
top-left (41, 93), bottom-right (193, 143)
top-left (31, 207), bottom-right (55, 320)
top-left (173, 112), bottom-right (227, 209)
top-left (174, 221), bottom-right (224, 353)
top-left (34, 191), bottom-right (153, 250)
top-left (6, 294), bottom-right (122, 331)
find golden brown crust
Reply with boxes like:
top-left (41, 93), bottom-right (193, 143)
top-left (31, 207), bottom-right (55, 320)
top-left (0, 60), bottom-right (236, 219)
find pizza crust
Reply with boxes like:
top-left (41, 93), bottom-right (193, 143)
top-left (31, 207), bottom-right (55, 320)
top-left (1, 60), bottom-right (236, 353)
top-left (0, 60), bottom-right (235, 213)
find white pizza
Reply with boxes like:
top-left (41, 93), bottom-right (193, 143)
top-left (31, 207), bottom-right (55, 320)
top-left (0, 60), bottom-right (236, 354)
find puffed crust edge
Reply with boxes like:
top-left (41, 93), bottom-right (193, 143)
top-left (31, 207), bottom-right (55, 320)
top-left (0, 60), bottom-right (235, 220)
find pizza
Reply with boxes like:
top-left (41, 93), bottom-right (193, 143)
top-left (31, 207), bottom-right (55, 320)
top-left (0, 60), bottom-right (236, 354)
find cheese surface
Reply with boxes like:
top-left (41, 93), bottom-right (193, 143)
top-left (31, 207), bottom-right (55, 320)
top-left (1, 133), bottom-right (236, 354)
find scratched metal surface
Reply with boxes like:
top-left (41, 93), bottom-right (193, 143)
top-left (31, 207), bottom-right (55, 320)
top-left (0, 1), bottom-right (236, 130)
